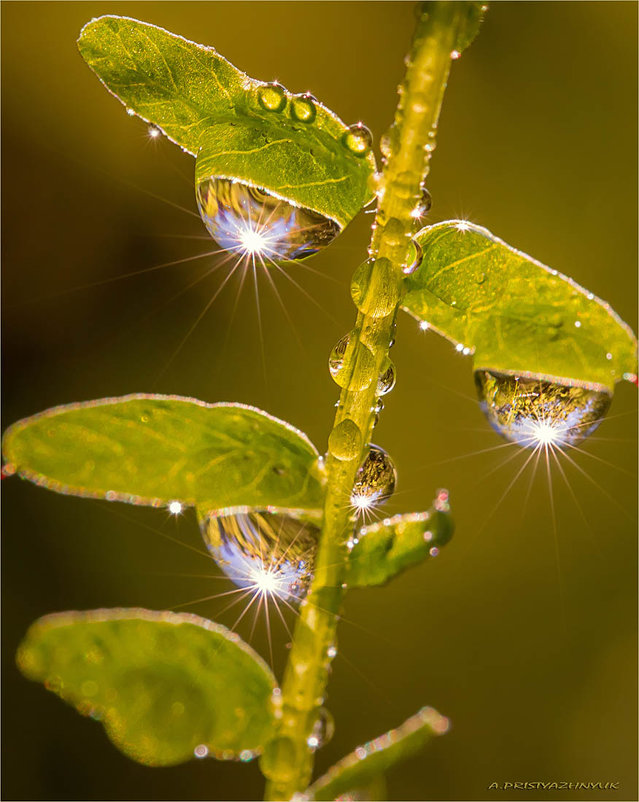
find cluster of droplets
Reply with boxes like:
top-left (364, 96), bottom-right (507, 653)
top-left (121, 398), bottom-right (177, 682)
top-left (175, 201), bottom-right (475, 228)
top-left (475, 370), bottom-right (612, 450)
top-left (194, 83), bottom-right (374, 263)
top-left (199, 510), bottom-right (319, 603)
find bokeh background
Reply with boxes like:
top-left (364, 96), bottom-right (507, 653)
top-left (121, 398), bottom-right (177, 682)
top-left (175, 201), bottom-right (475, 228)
top-left (2, 3), bottom-right (637, 801)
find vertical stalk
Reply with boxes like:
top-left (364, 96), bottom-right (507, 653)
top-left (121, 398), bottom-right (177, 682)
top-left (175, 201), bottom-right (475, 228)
top-left (261, 4), bottom-right (465, 799)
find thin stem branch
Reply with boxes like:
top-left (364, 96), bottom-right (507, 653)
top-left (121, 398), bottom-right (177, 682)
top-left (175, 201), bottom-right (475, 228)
top-left (261, 4), bottom-right (465, 798)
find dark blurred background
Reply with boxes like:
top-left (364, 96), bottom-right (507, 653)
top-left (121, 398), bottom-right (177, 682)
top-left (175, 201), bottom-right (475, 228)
top-left (2, 3), bottom-right (637, 801)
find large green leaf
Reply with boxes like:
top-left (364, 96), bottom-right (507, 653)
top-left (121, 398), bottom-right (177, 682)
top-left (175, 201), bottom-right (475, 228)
top-left (77, 16), bottom-right (376, 228)
top-left (304, 707), bottom-right (449, 801)
top-left (16, 609), bottom-right (277, 766)
top-left (2, 394), bottom-right (324, 513)
top-left (402, 221), bottom-right (638, 391)
top-left (347, 492), bottom-right (453, 587)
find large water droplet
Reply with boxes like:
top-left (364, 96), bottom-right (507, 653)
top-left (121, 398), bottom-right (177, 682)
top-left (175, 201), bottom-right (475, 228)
top-left (329, 332), bottom-right (376, 390)
top-left (351, 445), bottom-right (397, 510)
top-left (307, 708), bottom-right (335, 752)
top-left (350, 257), bottom-right (399, 318)
top-left (291, 93), bottom-right (317, 123)
top-left (200, 511), bottom-right (319, 602)
top-left (342, 123), bottom-right (373, 157)
top-left (196, 176), bottom-right (340, 261)
top-left (475, 370), bottom-right (612, 448)
top-left (258, 83), bottom-right (287, 112)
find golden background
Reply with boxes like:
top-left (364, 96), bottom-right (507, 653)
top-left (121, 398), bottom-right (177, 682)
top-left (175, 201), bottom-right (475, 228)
top-left (2, 3), bottom-right (637, 800)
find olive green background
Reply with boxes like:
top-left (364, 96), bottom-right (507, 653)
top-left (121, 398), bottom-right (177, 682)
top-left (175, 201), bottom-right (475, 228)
top-left (2, 3), bottom-right (637, 801)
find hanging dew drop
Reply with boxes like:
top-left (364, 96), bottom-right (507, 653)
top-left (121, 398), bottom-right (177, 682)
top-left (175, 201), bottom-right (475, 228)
top-left (351, 444), bottom-right (397, 512)
top-left (199, 511), bottom-right (319, 603)
top-left (307, 708), bottom-right (335, 752)
top-left (257, 82), bottom-right (287, 112)
top-left (195, 176), bottom-right (340, 262)
top-left (474, 370), bottom-right (612, 449)
top-left (342, 123), bottom-right (373, 157)
top-left (377, 359), bottom-right (396, 396)
top-left (411, 186), bottom-right (432, 222)
top-left (328, 332), bottom-right (376, 390)
top-left (403, 238), bottom-right (423, 275)
top-left (291, 93), bottom-right (317, 123)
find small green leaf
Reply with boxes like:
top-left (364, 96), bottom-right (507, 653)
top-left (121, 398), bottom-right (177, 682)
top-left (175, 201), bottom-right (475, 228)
top-left (347, 492), bottom-right (453, 587)
top-left (2, 394), bottom-right (324, 513)
top-left (77, 16), bottom-right (376, 228)
top-left (402, 221), bottom-right (638, 391)
top-left (16, 608), bottom-right (277, 766)
top-left (305, 707), bottom-right (449, 801)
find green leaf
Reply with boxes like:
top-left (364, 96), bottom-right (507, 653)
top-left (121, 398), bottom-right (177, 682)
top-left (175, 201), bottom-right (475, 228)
top-left (77, 15), bottom-right (376, 228)
top-left (347, 492), bottom-right (453, 587)
top-left (305, 707), bottom-right (449, 801)
top-left (16, 608), bottom-right (277, 766)
top-left (402, 221), bottom-right (638, 391)
top-left (2, 394), bottom-right (324, 513)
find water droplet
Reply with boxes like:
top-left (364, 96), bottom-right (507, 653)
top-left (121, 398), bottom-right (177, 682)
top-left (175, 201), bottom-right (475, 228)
top-left (351, 445), bottom-right (397, 509)
top-left (411, 187), bottom-right (432, 222)
top-left (239, 749), bottom-right (256, 762)
top-left (168, 500), bottom-right (183, 515)
top-left (419, 320), bottom-right (430, 331)
top-left (429, 546), bottom-right (439, 557)
top-left (194, 744), bottom-right (209, 758)
top-left (377, 360), bottom-right (396, 396)
top-left (451, 49), bottom-right (461, 59)
top-left (342, 123), bottom-right (373, 157)
top-left (328, 418), bottom-right (363, 461)
top-left (200, 511), bottom-right (318, 602)
top-left (307, 708), bottom-right (335, 752)
top-left (260, 736), bottom-right (300, 781)
top-left (105, 491), bottom-right (118, 501)
top-left (474, 370), bottom-right (612, 449)
top-left (196, 176), bottom-right (340, 262)
top-left (327, 645), bottom-right (338, 660)
top-left (291, 93), bottom-right (316, 123)
top-left (350, 257), bottom-right (399, 318)
top-left (148, 125), bottom-right (161, 138)
top-left (606, 352), bottom-right (613, 360)
top-left (328, 332), bottom-right (376, 390)
top-left (126, 108), bottom-right (135, 116)
top-left (258, 82), bottom-right (287, 112)
top-left (403, 238), bottom-right (423, 275)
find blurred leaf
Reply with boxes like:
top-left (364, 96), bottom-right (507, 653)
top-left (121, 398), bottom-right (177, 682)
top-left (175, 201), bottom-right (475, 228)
top-left (402, 221), bottom-right (638, 391)
top-left (347, 492), bottom-right (453, 587)
top-left (77, 15), bottom-right (376, 228)
top-left (2, 394), bottom-right (324, 512)
top-left (454, 2), bottom-right (487, 53)
top-left (305, 707), bottom-right (449, 801)
top-left (16, 608), bottom-right (277, 766)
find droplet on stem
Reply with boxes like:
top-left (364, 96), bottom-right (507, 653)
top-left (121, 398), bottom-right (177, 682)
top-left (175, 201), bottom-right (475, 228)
top-left (350, 444), bottom-right (397, 511)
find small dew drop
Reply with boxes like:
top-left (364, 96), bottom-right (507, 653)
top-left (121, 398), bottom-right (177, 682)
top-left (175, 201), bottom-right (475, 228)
top-left (455, 343), bottom-right (464, 352)
top-left (451, 49), bottom-right (461, 59)
top-left (342, 123), bottom-right (373, 157)
top-left (168, 500), bottom-right (183, 515)
top-left (377, 360), bottom-right (396, 396)
top-left (355, 746), bottom-right (367, 760)
top-left (419, 321), bottom-right (429, 331)
top-left (606, 352), bottom-right (613, 360)
top-left (126, 108), bottom-right (135, 116)
top-left (257, 83), bottom-right (287, 112)
top-left (327, 645), bottom-right (338, 659)
top-left (429, 546), bottom-right (439, 557)
top-left (194, 744), bottom-right (209, 759)
top-left (148, 125), bottom-right (161, 138)
top-left (291, 93), bottom-right (317, 123)
top-left (403, 238), bottom-right (423, 275)
top-left (239, 749), bottom-right (256, 762)
top-left (574, 321), bottom-right (582, 328)
top-left (423, 530), bottom-right (433, 542)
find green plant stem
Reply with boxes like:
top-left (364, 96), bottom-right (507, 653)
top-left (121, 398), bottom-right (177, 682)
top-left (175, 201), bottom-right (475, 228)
top-left (261, 4), bottom-right (464, 799)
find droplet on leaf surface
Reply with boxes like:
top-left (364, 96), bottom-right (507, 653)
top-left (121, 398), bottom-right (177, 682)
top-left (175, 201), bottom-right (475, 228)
top-left (196, 176), bottom-right (340, 262)
top-left (257, 83), bottom-right (287, 112)
top-left (200, 511), bottom-right (319, 602)
top-left (474, 370), bottom-right (612, 449)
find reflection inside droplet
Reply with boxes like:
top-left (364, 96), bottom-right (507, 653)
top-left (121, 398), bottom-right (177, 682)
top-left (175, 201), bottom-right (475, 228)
top-left (350, 445), bottom-right (397, 512)
top-left (196, 177), bottom-right (340, 262)
top-left (200, 510), bottom-right (319, 602)
top-left (474, 370), bottom-right (612, 449)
